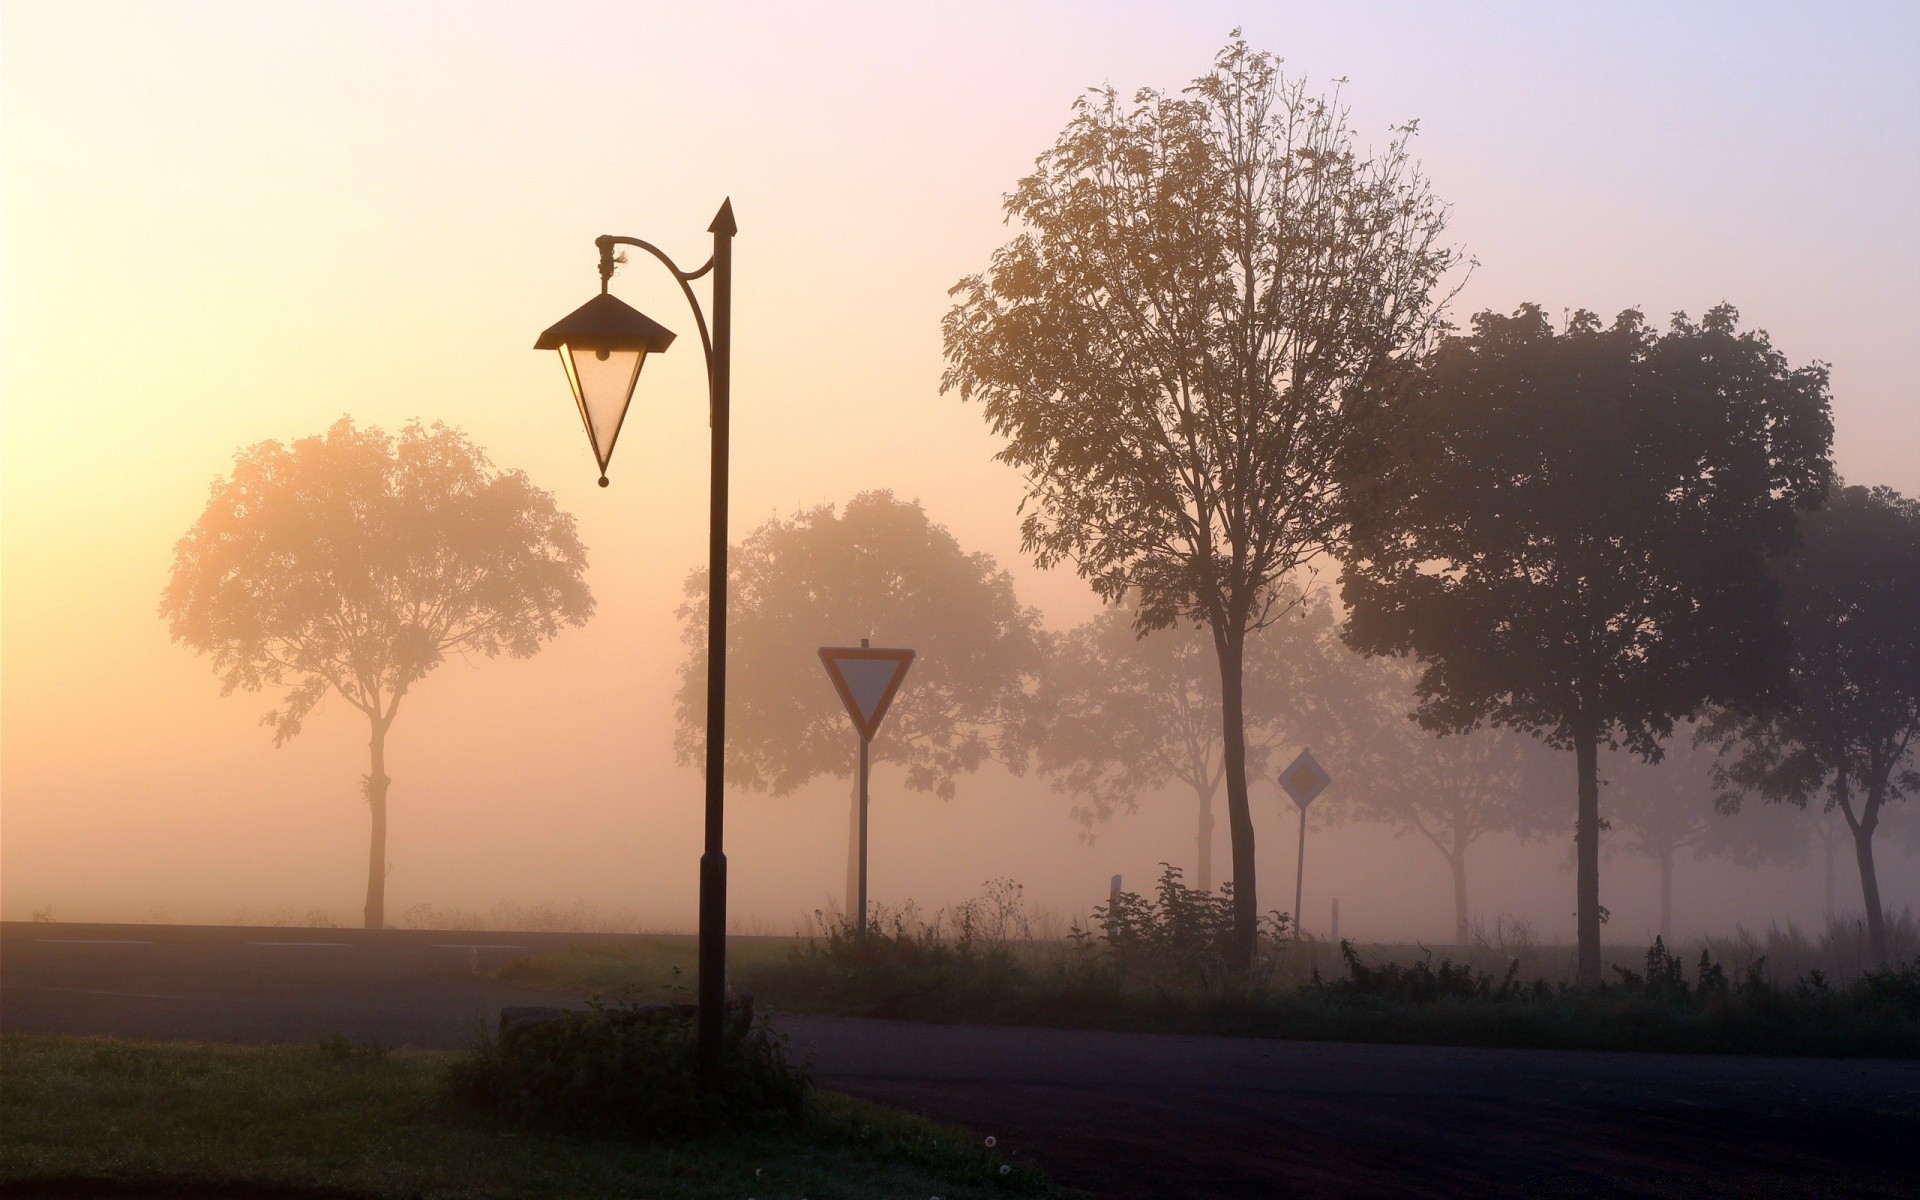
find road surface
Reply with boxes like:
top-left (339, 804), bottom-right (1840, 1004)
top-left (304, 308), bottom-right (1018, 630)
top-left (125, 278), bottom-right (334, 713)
top-left (5, 922), bottom-right (1917, 1197)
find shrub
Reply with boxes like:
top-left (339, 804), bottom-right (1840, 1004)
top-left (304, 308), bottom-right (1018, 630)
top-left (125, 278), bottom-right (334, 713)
top-left (1085, 863), bottom-right (1292, 988)
top-left (446, 999), bottom-right (810, 1137)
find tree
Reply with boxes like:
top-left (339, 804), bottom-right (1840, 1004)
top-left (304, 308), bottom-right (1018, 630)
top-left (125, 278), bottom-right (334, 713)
top-left (1315, 655), bottom-right (1560, 944)
top-left (1038, 587), bottom-right (1344, 892)
top-left (674, 491), bottom-right (1044, 913)
top-left (942, 36), bottom-right (1462, 965)
top-left (162, 418), bottom-right (593, 928)
top-left (1705, 484), bottom-right (1920, 963)
top-left (1341, 304), bottom-right (1832, 983)
top-left (1601, 736), bottom-right (1807, 939)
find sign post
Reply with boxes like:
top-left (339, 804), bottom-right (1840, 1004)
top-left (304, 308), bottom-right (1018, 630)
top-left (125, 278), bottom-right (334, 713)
top-left (818, 638), bottom-right (915, 937)
top-left (1278, 748), bottom-right (1332, 938)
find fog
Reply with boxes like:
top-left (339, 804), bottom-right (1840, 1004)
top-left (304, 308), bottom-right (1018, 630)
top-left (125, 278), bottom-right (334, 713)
top-left (5, 1), bottom-right (1917, 948)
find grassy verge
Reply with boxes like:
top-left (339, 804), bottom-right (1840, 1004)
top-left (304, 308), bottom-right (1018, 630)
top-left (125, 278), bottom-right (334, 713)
top-left (0, 1034), bottom-right (1052, 1200)
top-left (502, 935), bottom-right (1920, 1059)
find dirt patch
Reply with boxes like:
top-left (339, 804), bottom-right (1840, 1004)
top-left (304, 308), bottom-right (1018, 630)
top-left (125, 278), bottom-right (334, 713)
top-left (0, 1181), bottom-right (378, 1200)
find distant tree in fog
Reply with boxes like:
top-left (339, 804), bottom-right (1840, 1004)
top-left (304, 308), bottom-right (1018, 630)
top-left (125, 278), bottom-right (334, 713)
top-left (943, 37), bottom-right (1464, 967)
top-left (161, 419), bottom-right (593, 929)
top-left (1315, 656), bottom-right (1560, 944)
top-left (1601, 737), bottom-right (1808, 940)
top-left (1340, 304), bottom-right (1833, 984)
top-left (1704, 484), bottom-right (1920, 964)
top-left (1038, 587), bottom-right (1346, 892)
top-left (674, 491), bottom-right (1043, 913)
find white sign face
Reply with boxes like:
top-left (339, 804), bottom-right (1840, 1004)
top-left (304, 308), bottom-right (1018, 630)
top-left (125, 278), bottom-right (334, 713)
top-left (1279, 748), bottom-right (1332, 810)
top-left (818, 646), bottom-right (915, 741)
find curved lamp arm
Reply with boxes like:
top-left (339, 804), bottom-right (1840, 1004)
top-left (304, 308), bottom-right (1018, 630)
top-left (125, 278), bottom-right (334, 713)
top-left (596, 234), bottom-right (716, 379)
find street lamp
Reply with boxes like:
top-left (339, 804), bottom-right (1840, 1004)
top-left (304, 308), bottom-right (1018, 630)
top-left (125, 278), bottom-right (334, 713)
top-left (535, 199), bottom-right (736, 1076)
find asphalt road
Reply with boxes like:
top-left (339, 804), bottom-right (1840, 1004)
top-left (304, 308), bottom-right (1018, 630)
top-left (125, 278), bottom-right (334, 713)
top-left (5, 922), bottom-right (1919, 1198)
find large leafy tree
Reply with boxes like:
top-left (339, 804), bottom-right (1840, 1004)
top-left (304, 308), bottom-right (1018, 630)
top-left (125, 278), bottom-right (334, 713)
top-left (1315, 656), bottom-right (1560, 944)
top-left (943, 36), bottom-right (1462, 965)
top-left (162, 418), bottom-right (593, 928)
top-left (1705, 484), bottom-right (1920, 963)
top-left (1038, 588), bottom-right (1345, 892)
top-left (1340, 304), bottom-right (1832, 983)
top-left (674, 491), bottom-right (1044, 912)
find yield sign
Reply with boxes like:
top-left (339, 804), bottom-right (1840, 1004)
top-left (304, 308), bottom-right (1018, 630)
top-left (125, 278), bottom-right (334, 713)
top-left (818, 645), bottom-right (915, 742)
top-left (1279, 748), bottom-right (1332, 810)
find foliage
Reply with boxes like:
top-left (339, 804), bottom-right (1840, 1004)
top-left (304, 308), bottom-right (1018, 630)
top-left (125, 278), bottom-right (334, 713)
top-left (758, 897), bottom-right (1037, 1022)
top-left (1038, 589), bottom-right (1347, 889)
top-left (160, 418), bottom-right (592, 928)
top-left (1600, 734), bottom-right (1810, 937)
top-left (1090, 863), bottom-right (1290, 988)
top-left (674, 491), bottom-right (1044, 800)
top-left (945, 34), bottom-right (1464, 965)
top-left (1340, 303), bottom-right (1834, 982)
top-left (0, 1035), bottom-right (1045, 1199)
top-left (1704, 483), bottom-right (1920, 963)
top-left (1312, 653), bottom-right (1562, 943)
top-left (162, 417), bottom-right (593, 746)
top-left (447, 1000), bottom-right (810, 1137)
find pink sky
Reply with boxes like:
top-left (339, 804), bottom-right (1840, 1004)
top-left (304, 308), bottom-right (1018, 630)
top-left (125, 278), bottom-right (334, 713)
top-left (4, 1), bottom-right (1915, 938)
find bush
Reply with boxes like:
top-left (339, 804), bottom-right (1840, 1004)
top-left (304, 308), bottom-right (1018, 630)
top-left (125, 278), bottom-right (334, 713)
top-left (1083, 863), bottom-right (1294, 988)
top-left (446, 998), bottom-right (810, 1137)
top-left (761, 902), bottom-right (1033, 1019)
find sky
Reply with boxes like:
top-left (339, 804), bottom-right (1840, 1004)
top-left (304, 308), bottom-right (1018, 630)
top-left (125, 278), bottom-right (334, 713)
top-left (4, 1), bottom-right (1917, 939)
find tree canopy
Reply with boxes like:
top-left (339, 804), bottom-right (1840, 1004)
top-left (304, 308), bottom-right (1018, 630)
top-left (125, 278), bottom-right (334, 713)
top-left (161, 418), bottom-right (593, 927)
top-left (1038, 588), bottom-right (1346, 891)
top-left (1705, 483), bottom-right (1920, 962)
top-left (1340, 303), bottom-right (1832, 982)
top-left (1313, 655), bottom-right (1561, 943)
top-left (943, 35), bottom-right (1463, 965)
top-left (675, 490), bottom-right (1044, 800)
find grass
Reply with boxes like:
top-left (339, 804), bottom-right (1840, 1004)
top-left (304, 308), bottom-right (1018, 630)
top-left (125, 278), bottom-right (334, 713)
top-left (491, 918), bottom-right (1920, 1059)
top-left (0, 1034), bottom-right (1053, 1200)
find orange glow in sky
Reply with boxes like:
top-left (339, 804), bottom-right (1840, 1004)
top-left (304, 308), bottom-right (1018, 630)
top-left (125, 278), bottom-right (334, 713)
top-left (4, 1), bottom-right (1916, 937)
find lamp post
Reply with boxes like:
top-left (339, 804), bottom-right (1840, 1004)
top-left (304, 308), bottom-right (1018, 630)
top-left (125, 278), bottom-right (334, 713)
top-left (535, 199), bottom-right (736, 1076)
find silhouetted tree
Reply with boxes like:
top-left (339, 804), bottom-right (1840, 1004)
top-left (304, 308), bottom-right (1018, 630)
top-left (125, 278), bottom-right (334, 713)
top-left (162, 419), bottom-right (593, 928)
top-left (943, 36), bottom-right (1462, 966)
top-left (674, 491), bottom-right (1044, 912)
top-left (1602, 737), bottom-right (1808, 940)
top-left (1039, 588), bottom-right (1344, 891)
top-left (1705, 484), bottom-right (1920, 963)
top-left (1341, 304), bottom-right (1832, 984)
top-left (1315, 656), bottom-right (1560, 944)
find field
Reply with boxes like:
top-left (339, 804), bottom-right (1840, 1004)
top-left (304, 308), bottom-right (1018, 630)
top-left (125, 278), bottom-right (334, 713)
top-left (0, 1034), bottom-right (1052, 1200)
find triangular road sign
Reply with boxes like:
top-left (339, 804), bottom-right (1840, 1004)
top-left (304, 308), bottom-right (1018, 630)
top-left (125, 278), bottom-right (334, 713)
top-left (818, 645), bottom-right (915, 742)
top-left (1279, 748), bottom-right (1332, 810)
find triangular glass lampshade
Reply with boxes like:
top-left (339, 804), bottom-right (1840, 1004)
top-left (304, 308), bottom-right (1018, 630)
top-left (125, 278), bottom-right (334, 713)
top-left (535, 292), bottom-right (677, 484)
top-left (559, 344), bottom-right (646, 477)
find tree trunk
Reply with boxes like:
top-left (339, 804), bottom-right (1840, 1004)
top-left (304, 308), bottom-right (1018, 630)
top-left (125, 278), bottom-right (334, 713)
top-left (363, 716), bottom-right (390, 930)
top-left (1854, 825), bottom-right (1887, 966)
top-left (1448, 846), bottom-right (1470, 945)
top-left (1574, 719), bottom-right (1602, 987)
top-left (1658, 847), bottom-right (1674, 941)
top-left (1822, 822), bottom-right (1836, 918)
top-left (1835, 768), bottom-right (1888, 966)
top-left (1196, 781), bottom-right (1217, 893)
top-left (1214, 626), bottom-right (1258, 969)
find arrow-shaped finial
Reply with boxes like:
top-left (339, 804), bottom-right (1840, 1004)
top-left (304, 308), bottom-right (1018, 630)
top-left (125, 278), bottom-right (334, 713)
top-left (709, 198), bottom-right (737, 237)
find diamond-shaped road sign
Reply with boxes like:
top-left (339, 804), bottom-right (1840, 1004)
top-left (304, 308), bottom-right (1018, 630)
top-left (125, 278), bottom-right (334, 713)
top-left (818, 646), bottom-right (915, 742)
top-left (1279, 748), bottom-right (1332, 810)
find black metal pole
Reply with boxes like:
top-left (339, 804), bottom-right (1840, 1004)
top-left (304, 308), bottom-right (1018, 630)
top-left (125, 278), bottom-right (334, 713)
top-left (857, 735), bottom-right (870, 938)
top-left (1293, 803), bottom-right (1307, 940)
top-left (697, 199), bottom-right (736, 1078)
